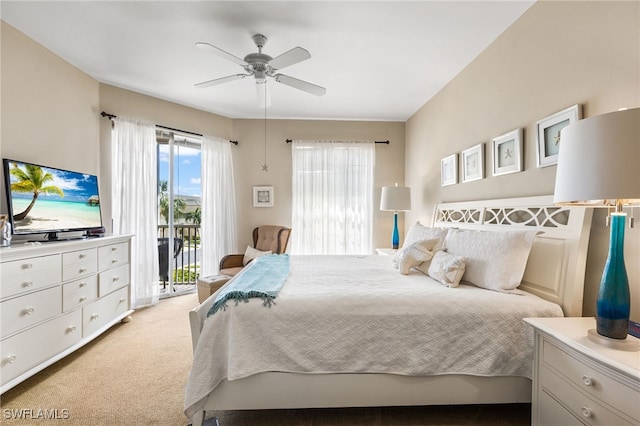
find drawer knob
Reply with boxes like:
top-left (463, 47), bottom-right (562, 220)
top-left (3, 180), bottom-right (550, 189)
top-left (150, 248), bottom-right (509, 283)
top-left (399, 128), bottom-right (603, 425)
top-left (21, 281), bottom-right (34, 288)
top-left (4, 355), bottom-right (17, 365)
top-left (581, 406), bottom-right (592, 418)
top-left (111, 247), bottom-right (117, 251)
top-left (22, 307), bottom-right (35, 316)
top-left (21, 263), bottom-right (33, 270)
top-left (67, 325), bottom-right (77, 333)
top-left (79, 254), bottom-right (86, 259)
top-left (79, 282), bottom-right (86, 288)
top-left (91, 314), bottom-right (99, 321)
top-left (78, 268), bottom-right (87, 273)
top-left (582, 375), bottom-right (593, 386)
top-left (111, 259), bottom-right (118, 264)
top-left (79, 296), bottom-right (87, 302)
top-left (119, 298), bottom-right (126, 304)
top-left (113, 277), bottom-right (120, 282)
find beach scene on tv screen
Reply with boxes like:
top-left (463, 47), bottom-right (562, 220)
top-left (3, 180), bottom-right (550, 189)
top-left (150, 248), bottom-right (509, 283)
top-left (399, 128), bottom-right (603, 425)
top-left (7, 161), bottom-right (101, 233)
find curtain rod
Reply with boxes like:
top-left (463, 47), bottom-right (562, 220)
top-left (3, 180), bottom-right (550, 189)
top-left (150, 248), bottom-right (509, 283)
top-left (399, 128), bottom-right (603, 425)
top-left (285, 139), bottom-right (389, 144)
top-left (100, 111), bottom-right (239, 145)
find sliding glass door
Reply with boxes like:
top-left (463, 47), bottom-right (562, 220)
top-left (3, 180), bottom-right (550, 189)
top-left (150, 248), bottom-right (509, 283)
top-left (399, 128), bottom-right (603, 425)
top-left (157, 131), bottom-right (202, 296)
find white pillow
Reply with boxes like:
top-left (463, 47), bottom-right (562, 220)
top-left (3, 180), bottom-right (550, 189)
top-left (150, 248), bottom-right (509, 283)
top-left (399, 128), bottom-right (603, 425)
top-left (443, 228), bottom-right (538, 292)
top-left (428, 251), bottom-right (466, 287)
top-left (397, 239), bottom-right (438, 275)
top-left (402, 221), bottom-right (449, 248)
top-left (243, 246), bottom-right (272, 266)
top-left (394, 222), bottom-right (448, 265)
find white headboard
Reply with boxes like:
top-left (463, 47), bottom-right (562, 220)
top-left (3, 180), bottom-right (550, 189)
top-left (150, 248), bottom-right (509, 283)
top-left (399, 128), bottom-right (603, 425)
top-left (433, 195), bottom-right (593, 317)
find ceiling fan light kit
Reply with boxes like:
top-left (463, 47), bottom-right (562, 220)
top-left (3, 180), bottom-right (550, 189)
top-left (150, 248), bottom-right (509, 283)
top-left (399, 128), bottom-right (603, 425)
top-left (195, 33), bottom-right (326, 100)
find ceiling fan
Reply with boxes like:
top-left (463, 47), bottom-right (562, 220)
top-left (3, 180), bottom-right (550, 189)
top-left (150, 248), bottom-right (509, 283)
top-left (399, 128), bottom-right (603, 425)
top-left (194, 34), bottom-right (326, 103)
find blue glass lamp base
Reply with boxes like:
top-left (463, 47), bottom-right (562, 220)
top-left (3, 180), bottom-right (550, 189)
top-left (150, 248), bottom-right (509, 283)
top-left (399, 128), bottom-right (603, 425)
top-left (596, 214), bottom-right (630, 340)
top-left (392, 212), bottom-right (399, 250)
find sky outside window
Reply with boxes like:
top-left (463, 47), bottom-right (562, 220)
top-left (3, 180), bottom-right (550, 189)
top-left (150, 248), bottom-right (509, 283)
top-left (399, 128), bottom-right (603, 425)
top-left (158, 144), bottom-right (202, 198)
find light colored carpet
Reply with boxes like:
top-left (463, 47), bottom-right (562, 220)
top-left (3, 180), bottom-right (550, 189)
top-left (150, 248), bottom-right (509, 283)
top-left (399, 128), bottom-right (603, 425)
top-left (0, 294), bottom-right (530, 425)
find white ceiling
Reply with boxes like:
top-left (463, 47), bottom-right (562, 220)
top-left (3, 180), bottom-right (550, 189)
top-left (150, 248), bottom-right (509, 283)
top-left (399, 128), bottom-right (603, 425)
top-left (1, 1), bottom-right (535, 121)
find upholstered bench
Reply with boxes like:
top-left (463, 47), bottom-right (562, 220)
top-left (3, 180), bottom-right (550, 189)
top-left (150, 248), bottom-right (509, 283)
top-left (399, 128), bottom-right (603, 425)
top-left (197, 274), bottom-right (231, 303)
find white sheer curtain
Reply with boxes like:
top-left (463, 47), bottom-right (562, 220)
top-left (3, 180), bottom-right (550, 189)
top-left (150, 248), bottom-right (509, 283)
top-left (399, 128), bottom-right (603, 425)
top-left (200, 135), bottom-right (237, 276)
top-left (291, 140), bottom-right (375, 254)
top-left (111, 117), bottom-right (159, 308)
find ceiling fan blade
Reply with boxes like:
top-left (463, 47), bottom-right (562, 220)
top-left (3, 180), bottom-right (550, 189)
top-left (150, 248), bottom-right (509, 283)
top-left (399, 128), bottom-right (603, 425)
top-left (268, 47), bottom-right (311, 70)
top-left (274, 74), bottom-right (326, 97)
top-left (194, 74), bottom-right (249, 88)
top-left (195, 42), bottom-right (248, 66)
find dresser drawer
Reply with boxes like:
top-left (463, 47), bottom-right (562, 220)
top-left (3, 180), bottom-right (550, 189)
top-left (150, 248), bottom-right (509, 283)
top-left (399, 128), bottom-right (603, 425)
top-left (62, 275), bottom-right (98, 312)
top-left (99, 264), bottom-right (129, 296)
top-left (83, 286), bottom-right (129, 337)
top-left (0, 254), bottom-right (61, 300)
top-left (98, 242), bottom-right (129, 271)
top-left (541, 364), bottom-right (634, 426)
top-left (62, 248), bottom-right (97, 281)
top-left (543, 339), bottom-right (640, 421)
top-left (1, 286), bottom-right (62, 336)
top-left (1, 309), bottom-right (82, 387)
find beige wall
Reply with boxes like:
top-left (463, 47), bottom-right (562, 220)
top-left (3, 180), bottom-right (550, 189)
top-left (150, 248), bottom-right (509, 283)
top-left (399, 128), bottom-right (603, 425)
top-left (0, 22), bottom-right (100, 216)
top-left (230, 119), bottom-right (405, 250)
top-left (405, 1), bottom-right (640, 320)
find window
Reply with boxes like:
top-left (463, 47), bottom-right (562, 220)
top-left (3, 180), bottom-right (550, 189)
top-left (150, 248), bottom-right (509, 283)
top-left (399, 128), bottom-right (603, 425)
top-left (291, 140), bottom-right (375, 254)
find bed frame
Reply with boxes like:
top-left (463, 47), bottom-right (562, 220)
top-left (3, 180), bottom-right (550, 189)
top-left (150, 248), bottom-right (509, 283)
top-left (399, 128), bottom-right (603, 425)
top-left (187, 195), bottom-right (592, 425)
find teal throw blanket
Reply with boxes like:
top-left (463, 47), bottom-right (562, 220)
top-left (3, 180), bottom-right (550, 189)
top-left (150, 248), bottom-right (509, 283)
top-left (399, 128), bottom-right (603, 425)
top-left (207, 254), bottom-right (290, 317)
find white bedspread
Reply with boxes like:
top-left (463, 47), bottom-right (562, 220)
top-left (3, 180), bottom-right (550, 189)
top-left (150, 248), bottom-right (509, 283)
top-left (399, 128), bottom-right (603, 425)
top-left (184, 254), bottom-right (563, 418)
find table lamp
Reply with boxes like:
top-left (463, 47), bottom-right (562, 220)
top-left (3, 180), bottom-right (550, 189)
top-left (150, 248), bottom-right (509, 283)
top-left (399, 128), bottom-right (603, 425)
top-left (380, 183), bottom-right (411, 249)
top-left (553, 108), bottom-right (639, 347)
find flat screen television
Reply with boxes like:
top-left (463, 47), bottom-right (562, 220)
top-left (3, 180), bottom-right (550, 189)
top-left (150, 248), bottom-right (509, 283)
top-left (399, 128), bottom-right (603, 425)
top-left (2, 158), bottom-right (103, 241)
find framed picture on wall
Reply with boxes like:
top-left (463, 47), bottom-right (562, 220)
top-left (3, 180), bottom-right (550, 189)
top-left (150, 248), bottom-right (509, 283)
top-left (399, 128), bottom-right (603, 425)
top-left (536, 104), bottom-right (581, 168)
top-left (492, 128), bottom-right (523, 176)
top-left (253, 186), bottom-right (274, 207)
top-left (441, 154), bottom-right (458, 186)
top-left (461, 143), bottom-right (484, 183)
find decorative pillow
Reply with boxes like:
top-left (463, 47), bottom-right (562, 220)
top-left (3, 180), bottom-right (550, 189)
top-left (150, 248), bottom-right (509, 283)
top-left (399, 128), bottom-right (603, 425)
top-left (243, 246), bottom-right (272, 266)
top-left (397, 239), bottom-right (439, 275)
top-left (427, 251), bottom-right (466, 287)
top-left (393, 222), bottom-right (449, 265)
top-left (443, 228), bottom-right (538, 292)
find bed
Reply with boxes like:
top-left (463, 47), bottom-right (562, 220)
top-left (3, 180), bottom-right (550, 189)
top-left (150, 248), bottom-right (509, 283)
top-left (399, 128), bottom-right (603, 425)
top-left (184, 195), bottom-right (592, 425)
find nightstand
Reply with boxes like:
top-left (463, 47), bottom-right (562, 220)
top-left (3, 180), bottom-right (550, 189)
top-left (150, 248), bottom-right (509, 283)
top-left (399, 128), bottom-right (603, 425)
top-left (525, 317), bottom-right (640, 426)
top-left (375, 248), bottom-right (397, 256)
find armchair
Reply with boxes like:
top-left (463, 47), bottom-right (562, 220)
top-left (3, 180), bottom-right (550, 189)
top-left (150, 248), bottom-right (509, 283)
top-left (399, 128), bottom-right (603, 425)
top-left (219, 225), bottom-right (291, 276)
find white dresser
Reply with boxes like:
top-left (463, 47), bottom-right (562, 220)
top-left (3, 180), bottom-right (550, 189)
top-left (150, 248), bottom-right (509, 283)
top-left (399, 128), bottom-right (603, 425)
top-left (525, 317), bottom-right (640, 426)
top-left (0, 235), bottom-right (133, 394)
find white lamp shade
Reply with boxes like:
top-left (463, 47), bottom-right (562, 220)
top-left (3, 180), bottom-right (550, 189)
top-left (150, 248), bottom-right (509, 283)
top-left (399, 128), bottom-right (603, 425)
top-left (554, 108), bottom-right (640, 206)
top-left (380, 185), bottom-right (411, 211)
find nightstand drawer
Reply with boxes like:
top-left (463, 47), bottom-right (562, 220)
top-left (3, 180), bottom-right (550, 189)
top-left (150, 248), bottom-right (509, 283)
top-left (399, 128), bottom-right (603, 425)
top-left (539, 390), bottom-right (584, 426)
top-left (543, 339), bottom-right (640, 421)
top-left (541, 365), bottom-right (634, 426)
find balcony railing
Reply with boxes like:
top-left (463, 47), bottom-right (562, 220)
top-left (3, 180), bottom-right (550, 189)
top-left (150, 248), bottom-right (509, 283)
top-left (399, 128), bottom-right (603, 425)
top-left (158, 224), bottom-right (200, 288)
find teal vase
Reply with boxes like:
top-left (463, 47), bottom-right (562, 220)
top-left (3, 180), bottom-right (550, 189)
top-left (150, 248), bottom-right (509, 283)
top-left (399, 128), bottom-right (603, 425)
top-left (392, 213), bottom-right (399, 249)
top-left (596, 214), bottom-right (630, 339)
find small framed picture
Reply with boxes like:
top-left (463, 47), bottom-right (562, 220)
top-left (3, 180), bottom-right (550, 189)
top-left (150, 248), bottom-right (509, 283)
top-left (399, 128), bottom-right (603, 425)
top-left (492, 128), bottom-right (523, 176)
top-left (441, 154), bottom-right (458, 186)
top-left (252, 186), bottom-right (274, 207)
top-left (536, 104), bottom-right (581, 168)
top-left (461, 144), bottom-right (484, 183)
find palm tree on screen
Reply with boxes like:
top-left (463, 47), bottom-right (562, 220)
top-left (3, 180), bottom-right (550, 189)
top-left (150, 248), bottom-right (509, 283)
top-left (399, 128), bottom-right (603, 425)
top-left (9, 163), bottom-right (64, 220)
